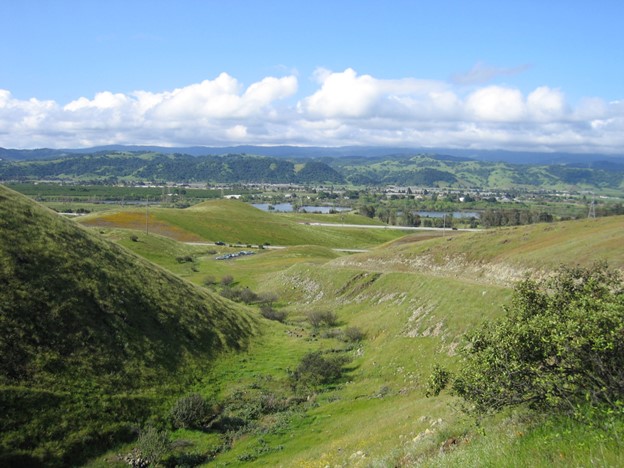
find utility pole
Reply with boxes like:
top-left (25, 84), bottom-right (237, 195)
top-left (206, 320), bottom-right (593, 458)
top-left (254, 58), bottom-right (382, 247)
top-left (588, 193), bottom-right (596, 219)
top-left (145, 196), bottom-right (149, 235)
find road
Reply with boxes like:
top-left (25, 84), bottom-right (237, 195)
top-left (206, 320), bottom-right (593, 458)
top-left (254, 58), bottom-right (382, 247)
top-left (300, 222), bottom-right (480, 232)
top-left (185, 242), bottom-right (368, 253)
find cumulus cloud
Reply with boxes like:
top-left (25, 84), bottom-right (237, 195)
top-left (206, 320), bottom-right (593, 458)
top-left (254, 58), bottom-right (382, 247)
top-left (1, 68), bottom-right (623, 153)
top-left (298, 68), bottom-right (452, 119)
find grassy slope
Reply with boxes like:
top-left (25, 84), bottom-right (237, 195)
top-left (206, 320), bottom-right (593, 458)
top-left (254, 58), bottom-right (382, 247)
top-left (0, 185), bottom-right (256, 465)
top-left (79, 199), bottom-right (407, 248)
top-left (107, 232), bottom-right (510, 465)
top-left (106, 228), bottom-right (343, 289)
top-left (333, 216), bottom-right (624, 286)
top-left (90, 215), bottom-right (624, 466)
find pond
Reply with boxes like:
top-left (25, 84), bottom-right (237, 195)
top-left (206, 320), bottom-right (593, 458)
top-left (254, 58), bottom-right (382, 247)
top-left (252, 203), bottom-right (351, 213)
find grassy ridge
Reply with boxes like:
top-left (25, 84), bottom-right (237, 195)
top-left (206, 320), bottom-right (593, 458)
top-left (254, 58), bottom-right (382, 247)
top-left (91, 214), bottom-right (624, 466)
top-left (332, 216), bottom-right (624, 285)
top-left (7, 185), bottom-right (622, 466)
top-left (80, 199), bottom-right (408, 248)
top-left (0, 185), bottom-right (256, 465)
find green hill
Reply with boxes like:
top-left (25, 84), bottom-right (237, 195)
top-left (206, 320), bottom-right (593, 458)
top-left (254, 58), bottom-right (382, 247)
top-left (332, 215), bottom-right (624, 285)
top-left (80, 199), bottom-right (407, 248)
top-left (5, 185), bottom-right (622, 466)
top-left (0, 185), bottom-right (256, 466)
top-left (0, 152), bottom-right (345, 184)
top-left (2, 150), bottom-right (623, 191)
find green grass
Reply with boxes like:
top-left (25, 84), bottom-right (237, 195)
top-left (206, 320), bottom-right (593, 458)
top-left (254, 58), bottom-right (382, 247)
top-left (418, 409), bottom-right (624, 468)
top-left (6, 182), bottom-right (623, 467)
top-left (93, 214), bottom-right (624, 466)
top-left (0, 185), bottom-right (257, 466)
top-left (79, 199), bottom-right (409, 248)
top-left (280, 211), bottom-right (386, 225)
top-left (331, 216), bottom-right (624, 288)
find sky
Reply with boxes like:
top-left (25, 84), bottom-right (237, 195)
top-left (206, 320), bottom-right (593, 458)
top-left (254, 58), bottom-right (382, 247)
top-left (1, 0), bottom-right (623, 154)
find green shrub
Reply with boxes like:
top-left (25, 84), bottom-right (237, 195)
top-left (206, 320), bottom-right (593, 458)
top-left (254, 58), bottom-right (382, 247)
top-left (432, 263), bottom-right (624, 414)
top-left (220, 275), bottom-right (234, 287)
top-left (306, 310), bottom-right (338, 328)
top-left (343, 326), bottom-right (365, 342)
top-left (136, 425), bottom-right (170, 465)
top-left (175, 255), bottom-right (194, 263)
top-left (169, 393), bottom-right (215, 430)
top-left (290, 351), bottom-right (349, 390)
top-left (239, 287), bottom-right (258, 304)
top-left (203, 275), bottom-right (217, 286)
top-left (260, 305), bottom-right (288, 323)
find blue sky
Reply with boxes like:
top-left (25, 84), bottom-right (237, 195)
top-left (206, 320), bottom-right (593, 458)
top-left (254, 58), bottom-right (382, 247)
top-left (1, 0), bottom-right (623, 153)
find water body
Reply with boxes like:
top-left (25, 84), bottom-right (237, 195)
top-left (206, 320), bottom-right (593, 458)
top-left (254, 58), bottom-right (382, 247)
top-left (416, 211), bottom-right (480, 219)
top-left (252, 203), bottom-right (350, 213)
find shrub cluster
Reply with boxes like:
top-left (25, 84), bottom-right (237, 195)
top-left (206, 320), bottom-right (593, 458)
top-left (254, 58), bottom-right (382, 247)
top-left (429, 263), bottom-right (624, 415)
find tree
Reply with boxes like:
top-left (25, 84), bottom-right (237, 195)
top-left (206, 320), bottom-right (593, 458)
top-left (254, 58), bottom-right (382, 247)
top-left (429, 263), bottom-right (624, 414)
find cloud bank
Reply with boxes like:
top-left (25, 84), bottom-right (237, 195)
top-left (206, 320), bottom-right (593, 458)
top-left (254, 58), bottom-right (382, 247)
top-left (1, 68), bottom-right (623, 154)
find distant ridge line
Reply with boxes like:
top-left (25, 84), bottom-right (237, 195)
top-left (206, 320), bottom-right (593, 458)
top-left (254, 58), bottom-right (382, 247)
top-left (1, 145), bottom-right (624, 165)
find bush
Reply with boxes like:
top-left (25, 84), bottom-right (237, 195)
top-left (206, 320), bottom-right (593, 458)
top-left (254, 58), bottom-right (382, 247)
top-left (431, 263), bottom-right (624, 414)
top-left (219, 286), bottom-right (257, 304)
top-left (136, 426), bottom-right (170, 465)
top-left (260, 305), bottom-right (288, 323)
top-left (169, 393), bottom-right (215, 430)
top-left (203, 275), bottom-right (217, 287)
top-left (257, 292), bottom-right (278, 306)
top-left (239, 287), bottom-right (258, 304)
top-left (306, 310), bottom-right (338, 328)
top-left (220, 275), bottom-right (234, 287)
top-left (290, 351), bottom-right (349, 390)
top-left (343, 326), bottom-right (365, 342)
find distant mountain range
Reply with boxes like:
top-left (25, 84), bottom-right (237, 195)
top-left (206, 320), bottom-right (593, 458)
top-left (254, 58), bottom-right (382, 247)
top-left (2, 145), bottom-right (624, 166)
top-left (1, 149), bottom-right (623, 190)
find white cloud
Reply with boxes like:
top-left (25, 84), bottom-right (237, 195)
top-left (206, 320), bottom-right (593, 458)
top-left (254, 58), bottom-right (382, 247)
top-left (0, 69), bottom-right (623, 154)
top-left (465, 86), bottom-right (526, 121)
top-left (298, 68), bottom-right (451, 120)
top-left (527, 87), bottom-right (566, 121)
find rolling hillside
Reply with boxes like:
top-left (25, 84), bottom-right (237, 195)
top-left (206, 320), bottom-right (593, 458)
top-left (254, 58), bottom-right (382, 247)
top-left (331, 215), bottom-right (624, 286)
top-left (330, 154), bottom-right (624, 190)
top-left (79, 199), bottom-right (408, 248)
top-left (4, 183), bottom-right (622, 466)
top-left (0, 185), bottom-right (256, 465)
top-left (2, 149), bottom-right (623, 190)
top-left (0, 152), bottom-right (345, 184)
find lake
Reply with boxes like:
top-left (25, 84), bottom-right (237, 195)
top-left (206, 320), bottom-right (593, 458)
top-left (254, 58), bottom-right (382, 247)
top-left (252, 203), bottom-right (351, 213)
